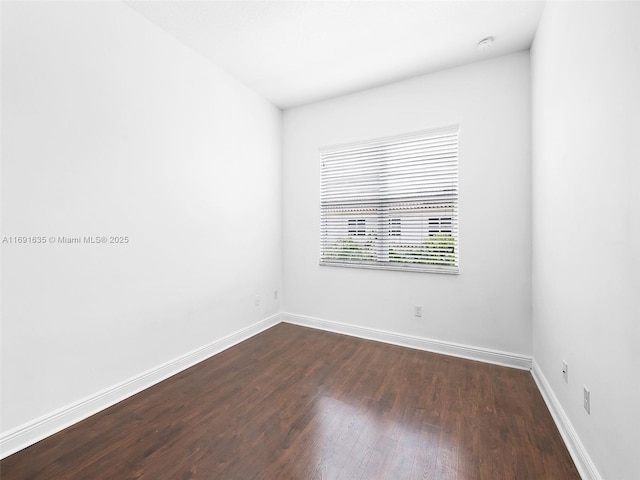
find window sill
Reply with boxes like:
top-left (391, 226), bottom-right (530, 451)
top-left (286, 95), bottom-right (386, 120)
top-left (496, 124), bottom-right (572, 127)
top-left (319, 260), bottom-right (459, 275)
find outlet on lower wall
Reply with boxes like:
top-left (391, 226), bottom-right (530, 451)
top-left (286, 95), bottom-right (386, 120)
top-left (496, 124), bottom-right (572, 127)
top-left (584, 386), bottom-right (591, 414)
top-left (562, 361), bottom-right (568, 383)
top-left (414, 305), bottom-right (422, 317)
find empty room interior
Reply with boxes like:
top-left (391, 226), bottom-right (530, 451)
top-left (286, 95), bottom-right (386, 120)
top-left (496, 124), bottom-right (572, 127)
top-left (1, 0), bottom-right (638, 479)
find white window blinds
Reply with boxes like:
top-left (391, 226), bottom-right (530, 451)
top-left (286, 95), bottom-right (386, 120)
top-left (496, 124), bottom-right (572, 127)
top-left (320, 126), bottom-right (459, 274)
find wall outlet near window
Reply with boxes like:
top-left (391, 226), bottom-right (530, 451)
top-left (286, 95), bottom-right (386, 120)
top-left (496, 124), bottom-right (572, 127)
top-left (255, 296), bottom-right (260, 307)
top-left (584, 386), bottom-right (591, 414)
top-left (414, 305), bottom-right (422, 317)
top-left (274, 290), bottom-right (278, 300)
top-left (562, 361), bottom-right (568, 383)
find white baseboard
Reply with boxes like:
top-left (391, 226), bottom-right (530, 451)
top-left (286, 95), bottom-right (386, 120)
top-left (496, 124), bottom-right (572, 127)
top-left (531, 360), bottom-right (601, 480)
top-left (0, 313), bottom-right (281, 460)
top-left (282, 312), bottom-right (532, 370)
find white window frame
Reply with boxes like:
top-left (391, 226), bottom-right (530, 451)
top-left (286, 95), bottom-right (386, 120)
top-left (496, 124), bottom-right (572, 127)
top-left (319, 126), bottom-right (459, 274)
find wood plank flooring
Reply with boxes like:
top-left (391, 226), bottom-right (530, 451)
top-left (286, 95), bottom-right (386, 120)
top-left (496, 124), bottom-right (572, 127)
top-left (0, 323), bottom-right (580, 479)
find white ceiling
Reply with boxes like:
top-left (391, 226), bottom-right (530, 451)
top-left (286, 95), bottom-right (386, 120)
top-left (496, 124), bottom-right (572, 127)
top-left (126, 1), bottom-right (544, 109)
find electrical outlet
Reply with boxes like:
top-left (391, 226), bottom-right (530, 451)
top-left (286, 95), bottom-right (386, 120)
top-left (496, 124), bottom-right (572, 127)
top-left (414, 305), bottom-right (422, 317)
top-left (583, 386), bottom-right (591, 414)
top-left (562, 361), bottom-right (568, 383)
top-left (274, 290), bottom-right (278, 300)
top-left (255, 296), bottom-right (260, 307)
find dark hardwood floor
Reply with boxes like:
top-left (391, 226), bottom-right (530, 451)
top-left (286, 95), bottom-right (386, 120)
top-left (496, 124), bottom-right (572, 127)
top-left (1, 323), bottom-right (580, 479)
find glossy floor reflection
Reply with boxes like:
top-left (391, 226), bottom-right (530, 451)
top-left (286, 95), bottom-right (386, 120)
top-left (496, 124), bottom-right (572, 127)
top-left (0, 323), bottom-right (580, 479)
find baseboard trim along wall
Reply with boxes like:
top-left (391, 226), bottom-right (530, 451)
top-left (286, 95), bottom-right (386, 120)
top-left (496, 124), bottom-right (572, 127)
top-left (0, 313), bottom-right (281, 460)
top-left (532, 360), bottom-right (602, 480)
top-left (281, 312), bottom-right (533, 371)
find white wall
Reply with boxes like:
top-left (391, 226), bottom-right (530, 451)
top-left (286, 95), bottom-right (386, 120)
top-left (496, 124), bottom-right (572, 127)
top-left (283, 52), bottom-right (532, 357)
top-left (531, 2), bottom-right (640, 479)
top-left (1, 2), bottom-right (281, 435)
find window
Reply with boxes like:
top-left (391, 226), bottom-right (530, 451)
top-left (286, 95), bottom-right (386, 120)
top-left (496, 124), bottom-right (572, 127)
top-left (347, 219), bottom-right (366, 236)
top-left (320, 126), bottom-right (459, 274)
top-left (389, 218), bottom-right (401, 237)
top-left (428, 217), bottom-right (452, 236)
